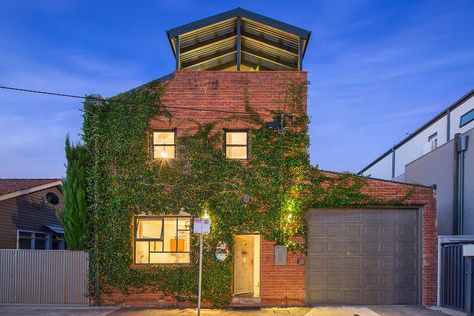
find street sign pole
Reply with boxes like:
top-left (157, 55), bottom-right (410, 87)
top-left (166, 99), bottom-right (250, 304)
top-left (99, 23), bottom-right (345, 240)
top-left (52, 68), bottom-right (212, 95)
top-left (194, 215), bottom-right (210, 316)
top-left (197, 232), bottom-right (203, 316)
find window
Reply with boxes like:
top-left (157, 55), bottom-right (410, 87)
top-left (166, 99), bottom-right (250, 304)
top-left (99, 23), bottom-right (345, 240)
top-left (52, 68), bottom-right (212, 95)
top-left (460, 109), bottom-right (474, 127)
top-left (17, 230), bottom-right (49, 249)
top-left (428, 132), bottom-right (438, 149)
top-left (52, 234), bottom-right (65, 250)
top-left (224, 130), bottom-right (248, 159)
top-left (134, 216), bottom-right (191, 264)
top-left (153, 130), bottom-right (176, 159)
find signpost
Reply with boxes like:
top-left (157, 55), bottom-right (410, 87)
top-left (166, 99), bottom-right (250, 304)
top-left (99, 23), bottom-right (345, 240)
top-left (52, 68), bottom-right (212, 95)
top-left (194, 215), bottom-right (210, 316)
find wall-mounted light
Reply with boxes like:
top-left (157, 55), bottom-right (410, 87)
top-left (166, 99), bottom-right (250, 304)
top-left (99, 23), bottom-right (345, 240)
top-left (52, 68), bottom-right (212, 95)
top-left (266, 121), bottom-right (281, 130)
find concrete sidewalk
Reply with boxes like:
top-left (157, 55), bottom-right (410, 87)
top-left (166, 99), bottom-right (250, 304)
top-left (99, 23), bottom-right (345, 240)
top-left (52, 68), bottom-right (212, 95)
top-left (0, 305), bottom-right (451, 316)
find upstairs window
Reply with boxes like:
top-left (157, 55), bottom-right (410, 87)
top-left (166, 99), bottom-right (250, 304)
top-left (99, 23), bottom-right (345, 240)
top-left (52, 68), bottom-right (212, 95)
top-left (460, 109), bottom-right (474, 127)
top-left (153, 130), bottom-right (176, 159)
top-left (134, 216), bottom-right (191, 265)
top-left (224, 130), bottom-right (248, 159)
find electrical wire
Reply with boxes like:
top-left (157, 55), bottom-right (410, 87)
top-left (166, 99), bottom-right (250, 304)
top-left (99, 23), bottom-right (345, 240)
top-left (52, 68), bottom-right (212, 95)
top-left (0, 85), bottom-right (252, 115)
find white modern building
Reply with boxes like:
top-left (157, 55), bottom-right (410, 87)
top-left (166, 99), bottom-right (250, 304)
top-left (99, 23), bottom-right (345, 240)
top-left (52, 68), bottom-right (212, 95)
top-left (360, 89), bottom-right (474, 181)
top-left (360, 89), bottom-right (474, 236)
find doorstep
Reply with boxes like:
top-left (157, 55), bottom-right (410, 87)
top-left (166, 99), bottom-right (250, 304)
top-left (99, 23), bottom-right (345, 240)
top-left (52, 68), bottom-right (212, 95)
top-left (230, 296), bottom-right (262, 309)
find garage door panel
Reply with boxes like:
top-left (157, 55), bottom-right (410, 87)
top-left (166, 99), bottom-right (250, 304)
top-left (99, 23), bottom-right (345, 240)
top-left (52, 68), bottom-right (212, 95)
top-left (327, 224), bottom-right (344, 236)
top-left (346, 224), bottom-right (361, 236)
top-left (346, 257), bottom-right (361, 270)
top-left (307, 208), bottom-right (420, 305)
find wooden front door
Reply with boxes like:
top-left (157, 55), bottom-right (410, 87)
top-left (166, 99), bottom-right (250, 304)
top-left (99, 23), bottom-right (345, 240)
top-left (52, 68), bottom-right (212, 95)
top-left (233, 235), bottom-right (255, 296)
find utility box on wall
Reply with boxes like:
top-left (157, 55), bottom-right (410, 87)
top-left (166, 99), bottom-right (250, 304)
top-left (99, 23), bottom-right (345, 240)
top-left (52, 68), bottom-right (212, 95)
top-left (274, 245), bottom-right (287, 265)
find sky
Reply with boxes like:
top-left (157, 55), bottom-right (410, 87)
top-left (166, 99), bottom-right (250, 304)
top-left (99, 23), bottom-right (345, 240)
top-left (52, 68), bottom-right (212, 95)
top-left (0, 0), bottom-right (473, 178)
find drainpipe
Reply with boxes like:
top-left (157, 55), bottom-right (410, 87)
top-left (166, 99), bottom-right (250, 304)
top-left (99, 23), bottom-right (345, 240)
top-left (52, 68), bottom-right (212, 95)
top-left (391, 146), bottom-right (396, 179)
top-left (453, 133), bottom-right (469, 235)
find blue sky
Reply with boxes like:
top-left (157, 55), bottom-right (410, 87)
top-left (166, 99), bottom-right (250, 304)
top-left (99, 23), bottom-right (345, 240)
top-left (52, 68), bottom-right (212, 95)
top-left (0, 0), bottom-right (473, 178)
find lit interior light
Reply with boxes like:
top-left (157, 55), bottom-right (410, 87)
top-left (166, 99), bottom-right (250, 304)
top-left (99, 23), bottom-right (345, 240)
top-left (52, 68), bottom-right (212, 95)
top-left (160, 151), bottom-right (168, 158)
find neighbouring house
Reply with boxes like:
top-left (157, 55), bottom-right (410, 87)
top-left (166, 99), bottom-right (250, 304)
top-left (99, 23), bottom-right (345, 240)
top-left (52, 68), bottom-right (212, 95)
top-left (0, 179), bottom-right (64, 250)
top-left (83, 8), bottom-right (437, 308)
top-left (359, 90), bottom-right (474, 235)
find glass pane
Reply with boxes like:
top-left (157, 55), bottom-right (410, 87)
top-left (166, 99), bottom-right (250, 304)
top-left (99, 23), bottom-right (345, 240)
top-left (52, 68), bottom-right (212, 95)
top-left (163, 218), bottom-right (178, 252)
top-left (153, 146), bottom-right (175, 159)
top-left (150, 253), bottom-right (190, 264)
top-left (135, 241), bottom-right (149, 264)
top-left (19, 231), bottom-right (32, 237)
top-left (153, 132), bottom-right (175, 145)
top-left (178, 217), bottom-right (191, 230)
top-left (176, 230), bottom-right (190, 252)
top-left (460, 109), bottom-right (474, 127)
top-left (226, 132), bottom-right (247, 145)
top-left (35, 233), bottom-right (48, 239)
top-left (35, 239), bottom-right (46, 249)
top-left (19, 238), bottom-right (32, 249)
top-left (226, 146), bottom-right (247, 159)
top-left (150, 241), bottom-right (163, 252)
top-left (136, 219), bottom-right (163, 239)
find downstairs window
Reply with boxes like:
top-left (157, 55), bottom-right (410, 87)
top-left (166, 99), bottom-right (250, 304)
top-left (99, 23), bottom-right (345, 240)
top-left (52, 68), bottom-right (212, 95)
top-left (134, 216), bottom-right (191, 264)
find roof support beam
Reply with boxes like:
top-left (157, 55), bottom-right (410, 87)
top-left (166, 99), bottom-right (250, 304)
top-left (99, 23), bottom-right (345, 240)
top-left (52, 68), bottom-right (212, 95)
top-left (181, 49), bottom-right (235, 70)
top-left (180, 31), bottom-right (237, 54)
top-left (298, 37), bottom-right (303, 71)
top-left (241, 30), bottom-right (298, 54)
top-left (175, 36), bottom-right (181, 70)
top-left (236, 17), bottom-right (241, 71)
top-left (242, 50), bottom-right (294, 70)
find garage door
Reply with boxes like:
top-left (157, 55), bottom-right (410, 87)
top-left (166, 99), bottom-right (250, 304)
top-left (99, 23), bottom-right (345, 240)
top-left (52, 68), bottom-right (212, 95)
top-left (307, 208), bottom-right (420, 305)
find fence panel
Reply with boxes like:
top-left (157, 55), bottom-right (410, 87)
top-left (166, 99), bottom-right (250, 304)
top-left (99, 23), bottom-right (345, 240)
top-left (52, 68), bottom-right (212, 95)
top-left (440, 243), bottom-right (466, 311)
top-left (0, 249), bottom-right (89, 305)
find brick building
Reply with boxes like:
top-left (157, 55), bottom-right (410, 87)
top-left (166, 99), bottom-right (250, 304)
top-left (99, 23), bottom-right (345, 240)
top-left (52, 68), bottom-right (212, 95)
top-left (99, 8), bottom-right (437, 307)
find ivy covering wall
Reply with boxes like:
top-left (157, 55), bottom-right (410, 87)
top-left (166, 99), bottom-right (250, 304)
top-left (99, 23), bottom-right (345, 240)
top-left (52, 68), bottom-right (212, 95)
top-left (80, 80), bottom-right (411, 306)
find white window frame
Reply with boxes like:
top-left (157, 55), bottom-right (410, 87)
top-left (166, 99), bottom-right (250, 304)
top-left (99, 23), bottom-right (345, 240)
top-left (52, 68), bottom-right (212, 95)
top-left (17, 229), bottom-right (50, 250)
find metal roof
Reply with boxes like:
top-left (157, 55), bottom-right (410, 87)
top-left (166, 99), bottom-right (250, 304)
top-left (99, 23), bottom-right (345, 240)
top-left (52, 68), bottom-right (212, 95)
top-left (166, 8), bottom-right (311, 71)
top-left (359, 89), bottom-right (474, 174)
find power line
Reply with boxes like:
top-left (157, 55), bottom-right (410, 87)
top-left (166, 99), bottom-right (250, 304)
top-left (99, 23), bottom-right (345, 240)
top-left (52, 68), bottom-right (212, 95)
top-left (0, 85), bottom-right (251, 115)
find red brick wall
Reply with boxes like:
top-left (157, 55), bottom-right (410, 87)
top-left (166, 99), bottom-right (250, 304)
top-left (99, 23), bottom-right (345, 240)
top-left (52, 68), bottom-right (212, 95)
top-left (101, 72), bottom-right (437, 307)
top-left (259, 173), bottom-right (436, 307)
top-left (149, 70), bottom-right (308, 135)
top-left (260, 238), bottom-right (306, 306)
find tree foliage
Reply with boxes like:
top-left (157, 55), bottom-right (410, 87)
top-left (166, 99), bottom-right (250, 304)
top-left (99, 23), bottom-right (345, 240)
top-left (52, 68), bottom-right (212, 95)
top-left (60, 134), bottom-right (88, 250)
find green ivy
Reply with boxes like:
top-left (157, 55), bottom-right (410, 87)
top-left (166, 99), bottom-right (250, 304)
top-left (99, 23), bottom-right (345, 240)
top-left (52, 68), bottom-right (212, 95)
top-left (81, 80), bottom-right (413, 307)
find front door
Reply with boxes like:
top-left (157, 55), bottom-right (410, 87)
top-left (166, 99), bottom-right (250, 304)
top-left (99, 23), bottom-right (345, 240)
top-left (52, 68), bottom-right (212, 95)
top-left (233, 235), bottom-right (259, 296)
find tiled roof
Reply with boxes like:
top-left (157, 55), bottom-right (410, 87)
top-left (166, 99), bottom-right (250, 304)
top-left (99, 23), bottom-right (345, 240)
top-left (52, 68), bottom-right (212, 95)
top-left (0, 179), bottom-right (61, 195)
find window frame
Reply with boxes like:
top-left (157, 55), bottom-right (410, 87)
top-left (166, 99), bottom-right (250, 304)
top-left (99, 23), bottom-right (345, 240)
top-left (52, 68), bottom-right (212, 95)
top-left (223, 129), bottom-right (249, 160)
top-left (460, 108), bottom-right (474, 128)
top-left (134, 215), bottom-right (192, 265)
top-left (17, 229), bottom-right (50, 250)
top-left (428, 132), bottom-right (438, 149)
top-left (152, 129), bottom-right (177, 159)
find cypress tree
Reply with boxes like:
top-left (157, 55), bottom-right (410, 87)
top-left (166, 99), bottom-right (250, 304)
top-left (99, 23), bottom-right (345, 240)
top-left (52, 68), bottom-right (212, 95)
top-left (60, 134), bottom-right (87, 250)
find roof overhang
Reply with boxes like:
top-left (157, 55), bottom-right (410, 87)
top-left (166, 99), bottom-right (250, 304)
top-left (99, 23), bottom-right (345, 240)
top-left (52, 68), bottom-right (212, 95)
top-left (0, 180), bottom-right (62, 202)
top-left (166, 8), bottom-right (311, 71)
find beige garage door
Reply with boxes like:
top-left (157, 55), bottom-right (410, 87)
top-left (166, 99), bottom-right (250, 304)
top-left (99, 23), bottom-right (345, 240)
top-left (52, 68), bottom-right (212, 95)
top-left (307, 208), bottom-right (421, 305)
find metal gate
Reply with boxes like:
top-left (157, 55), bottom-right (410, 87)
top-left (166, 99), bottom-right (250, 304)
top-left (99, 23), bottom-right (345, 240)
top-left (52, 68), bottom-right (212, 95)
top-left (440, 243), bottom-right (466, 310)
top-left (0, 249), bottom-right (89, 305)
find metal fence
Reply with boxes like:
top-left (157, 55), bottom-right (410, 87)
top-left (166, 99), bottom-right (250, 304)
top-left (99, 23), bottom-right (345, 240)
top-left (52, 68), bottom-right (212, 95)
top-left (0, 249), bottom-right (89, 305)
top-left (440, 243), bottom-right (466, 310)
